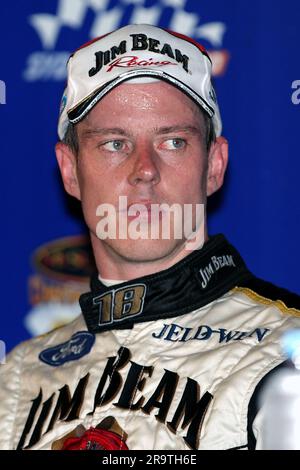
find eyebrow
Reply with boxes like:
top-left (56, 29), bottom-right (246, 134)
top-left (153, 125), bottom-right (202, 135)
top-left (81, 125), bottom-right (202, 139)
top-left (81, 128), bottom-right (129, 139)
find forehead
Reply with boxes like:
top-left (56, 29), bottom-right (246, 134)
top-left (78, 80), bottom-right (204, 129)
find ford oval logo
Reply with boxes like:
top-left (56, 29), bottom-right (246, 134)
top-left (39, 331), bottom-right (95, 367)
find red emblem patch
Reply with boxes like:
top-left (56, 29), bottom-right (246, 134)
top-left (52, 416), bottom-right (129, 450)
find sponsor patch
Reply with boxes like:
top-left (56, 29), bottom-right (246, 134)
top-left (52, 417), bottom-right (128, 450)
top-left (19, 346), bottom-right (212, 450)
top-left (152, 322), bottom-right (270, 344)
top-left (39, 331), bottom-right (95, 367)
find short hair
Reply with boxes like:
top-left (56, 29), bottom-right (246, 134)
top-left (62, 108), bottom-right (216, 155)
top-left (62, 122), bottom-right (79, 155)
top-left (202, 111), bottom-right (216, 151)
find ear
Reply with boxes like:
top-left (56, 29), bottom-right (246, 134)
top-left (55, 142), bottom-right (81, 200)
top-left (206, 136), bottom-right (228, 197)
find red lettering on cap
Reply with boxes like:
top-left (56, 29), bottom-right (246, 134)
top-left (106, 55), bottom-right (177, 72)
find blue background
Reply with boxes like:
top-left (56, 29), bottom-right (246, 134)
top-left (0, 0), bottom-right (299, 352)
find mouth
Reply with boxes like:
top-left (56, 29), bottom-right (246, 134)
top-left (128, 201), bottom-right (154, 221)
top-left (118, 200), bottom-right (165, 222)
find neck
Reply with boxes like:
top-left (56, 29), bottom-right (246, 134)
top-left (90, 227), bottom-right (208, 281)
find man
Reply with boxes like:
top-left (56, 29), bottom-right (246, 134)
top-left (0, 24), bottom-right (299, 451)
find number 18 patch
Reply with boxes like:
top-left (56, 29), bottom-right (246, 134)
top-left (93, 283), bottom-right (146, 326)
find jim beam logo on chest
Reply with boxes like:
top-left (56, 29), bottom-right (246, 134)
top-left (93, 283), bottom-right (146, 326)
top-left (17, 347), bottom-right (212, 450)
top-left (88, 33), bottom-right (190, 76)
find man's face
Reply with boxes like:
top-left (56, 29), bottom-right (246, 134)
top-left (58, 81), bottom-right (226, 263)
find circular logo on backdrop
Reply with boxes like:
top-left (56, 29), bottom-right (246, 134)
top-left (31, 234), bottom-right (96, 282)
top-left (25, 235), bottom-right (97, 337)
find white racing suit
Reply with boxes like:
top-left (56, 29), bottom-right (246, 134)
top-left (0, 234), bottom-right (300, 450)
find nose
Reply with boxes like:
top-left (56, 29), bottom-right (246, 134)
top-left (127, 144), bottom-right (161, 187)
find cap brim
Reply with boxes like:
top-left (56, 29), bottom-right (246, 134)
top-left (67, 69), bottom-right (215, 124)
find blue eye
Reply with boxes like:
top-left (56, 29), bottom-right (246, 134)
top-left (163, 138), bottom-right (186, 150)
top-left (103, 140), bottom-right (124, 151)
top-left (172, 139), bottom-right (185, 149)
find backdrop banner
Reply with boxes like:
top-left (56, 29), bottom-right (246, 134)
top-left (1, 0), bottom-right (299, 352)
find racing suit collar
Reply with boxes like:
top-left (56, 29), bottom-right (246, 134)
top-left (79, 234), bottom-right (253, 334)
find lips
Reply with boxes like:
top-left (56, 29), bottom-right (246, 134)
top-left (128, 201), bottom-right (164, 222)
top-left (117, 200), bottom-right (156, 220)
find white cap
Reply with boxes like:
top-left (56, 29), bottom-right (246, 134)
top-left (58, 24), bottom-right (222, 140)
